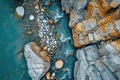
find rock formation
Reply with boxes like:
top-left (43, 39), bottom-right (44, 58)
top-left (61, 0), bottom-right (120, 80)
top-left (24, 42), bottom-right (50, 80)
top-left (74, 40), bottom-right (120, 80)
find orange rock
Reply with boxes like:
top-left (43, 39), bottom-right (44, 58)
top-left (49, 20), bottom-right (54, 24)
top-left (111, 39), bottom-right (120, 52)
top-left (30, 43), bottom-right (50, 62)
top-left (47, 2), bottom-right (51, 6)
top-left (46, 72), bottom-right (51, 80)
top-left (55, 60), bottom-right (64, 69)
top-left (72, 27), bottom-right (82, 47)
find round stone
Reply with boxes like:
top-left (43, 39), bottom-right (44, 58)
top-left (16, 6), bottom-right (24, 17)
top-left (35, 5), bottom-right (39, 9)
top-left (55, 60), bottom-right (64, 69)
top-left (29, 15), bottom-right (35, 20)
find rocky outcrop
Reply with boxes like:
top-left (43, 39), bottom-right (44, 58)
top-left (24, 42), bottom-right (50, 80)
top-left (61, 0), bottom-right (88, 28)
top-left (61, 0), bottom-right (120, 48)
top-left (61, 0), bottom-right (120, 80)
top-left (74, 40), bottom-right (120, 80)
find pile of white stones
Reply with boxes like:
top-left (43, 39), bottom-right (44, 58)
top-left (34, 4), bottom-right (57, 53)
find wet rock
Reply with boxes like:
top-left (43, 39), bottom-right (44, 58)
top-left (74, 49), bottom-right (88, 80)
top-left (24, 42), bottom-right (50, 80)
top-left (16, 6), bottom-right (24, 18)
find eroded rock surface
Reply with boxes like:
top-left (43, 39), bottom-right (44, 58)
top-left (62, 0), bottom-right (120, 48)
top-left (74, 40), bottom-right (120, 80)
top-left (24, 42), bottom-right (50, 80)
top-left (61, 0), bottom-right (120, 80)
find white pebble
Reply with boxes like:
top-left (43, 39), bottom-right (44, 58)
top-left (16, 6), bottom-right (24, 17)
top-left (29, 15), bottom-right (35, 20)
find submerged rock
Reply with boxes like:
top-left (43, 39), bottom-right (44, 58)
top-left (16, 6), bottom-right (24, 18)
top-left (24, 42), bottom-right (50, 80)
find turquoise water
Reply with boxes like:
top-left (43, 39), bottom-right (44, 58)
top-left (43, 0), bottom-right (76, 79)
top-left (0, 0), bottom-right (76, 80)
top-left (0, 0), bottom-right (31, 80)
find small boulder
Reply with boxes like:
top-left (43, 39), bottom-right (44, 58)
top-left (16, 6), bottom-right (24, 18)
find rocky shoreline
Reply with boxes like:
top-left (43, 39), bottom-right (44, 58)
top-left (17, 0), bottom-right (120, 80)
top-left (61, 0), bottom-right (120, 80)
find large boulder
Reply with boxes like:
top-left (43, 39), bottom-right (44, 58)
top-left (24, 42), bottom-right (50, 80)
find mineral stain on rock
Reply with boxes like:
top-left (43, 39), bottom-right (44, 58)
top-left (24, 42), bottom-right (50, 80)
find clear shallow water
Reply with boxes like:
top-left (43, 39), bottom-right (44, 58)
top-left (0, 0), bottom-right (31, 80)
top-left (42, 0), bottom-right (76, 79)
top-left (0, 0), bottom-right (76, 80)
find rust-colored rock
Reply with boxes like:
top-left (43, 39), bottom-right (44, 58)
top-left (71, 0), bottom-right (120, 48)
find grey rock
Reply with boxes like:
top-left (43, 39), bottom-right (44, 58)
top-left (95, 61), bottom-right (117, 80)
top-left (74, 49), bottom-right (88, 80)
top-left (61, 0), bottom-right (88, 28)
top-left (87, 65), bottom-right (102, 80)
top-left (84, 45), bottom-right (99, 64)
top-left (24, 42), bottom-right (50, 80)
top-left (114, 70), bottom-right (120, 80)
top-left (74, 40), bottom-right (120, 80)
top-left (69, 9), bottom-right (86, 28)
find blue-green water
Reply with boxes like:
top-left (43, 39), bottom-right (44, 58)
top-left (43, 0), bottom-right (76, 79)
top-left (0, 0), bottom-right (76, 80)
top-left (0, 0), bottom-right (31, 80)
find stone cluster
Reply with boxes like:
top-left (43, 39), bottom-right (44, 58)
top-left (34, 0), bottom-right (58, 53)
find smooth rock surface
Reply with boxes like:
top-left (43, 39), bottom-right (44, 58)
top-left (24, 42), bottom-right (50, 80)
top-left (16, 6), bottom-right (24, 18)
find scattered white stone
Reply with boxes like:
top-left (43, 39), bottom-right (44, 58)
top-left (29, 15), bottom-right (35, 20)
top-left (16, 6), bottom-right (24, 18)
